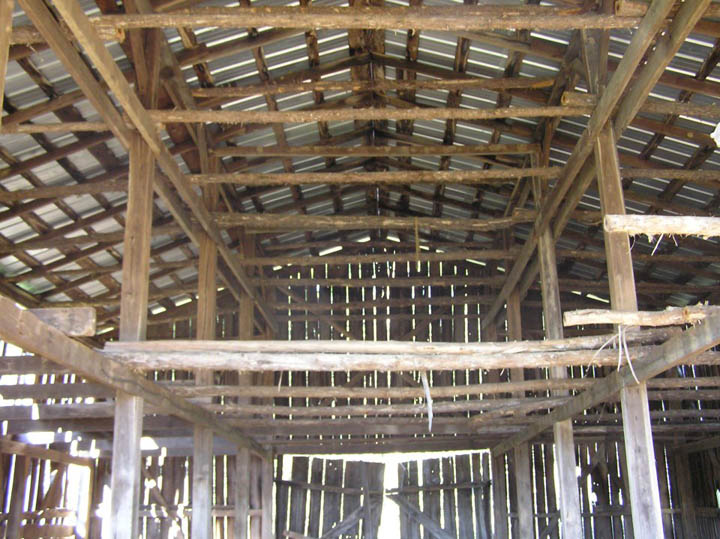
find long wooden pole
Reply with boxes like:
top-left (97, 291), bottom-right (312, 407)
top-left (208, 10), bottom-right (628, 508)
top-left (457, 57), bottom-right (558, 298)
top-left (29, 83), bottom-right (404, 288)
top-left (87, 6), bottom-right (642, 32)
top-left (533, 178), bottom-right (583, 538)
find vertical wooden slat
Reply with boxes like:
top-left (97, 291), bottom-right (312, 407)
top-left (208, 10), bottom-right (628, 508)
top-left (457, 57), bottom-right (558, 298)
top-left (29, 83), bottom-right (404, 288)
top-left (7, 455), bottom-right (29, 539)
top-left (275, 456), bottom-right (289, 539)
top-left (289, 457), bottom-right (309, 533)
top-left (343, 461), bottom-right (363, 537)
top-left (323, 459), bottom-right (342, 534)
top-left (307, 458), bottom-right (323, 537)
top-left (441, 457), bottom-right (457, 538)
top-left (472, 453), bottom-right (489, 539)
top-left (675, 451), bottom-right (699, 539)
top-left (456, 454), bottom-right (474, 539)
top-left (422, 458), bottom-right (441, 539)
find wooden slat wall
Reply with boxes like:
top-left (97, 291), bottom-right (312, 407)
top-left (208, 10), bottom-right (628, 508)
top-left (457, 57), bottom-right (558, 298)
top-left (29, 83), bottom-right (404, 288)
top-left (275, 457), bottom-right (385, 538)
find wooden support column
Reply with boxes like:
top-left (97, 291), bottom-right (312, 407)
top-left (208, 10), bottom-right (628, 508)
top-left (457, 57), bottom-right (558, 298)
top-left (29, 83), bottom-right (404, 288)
top-left (0, 0), bottom-right (13, 127)
top-left (533, 175), bottom-right (582, 537)
top-left (595, 125), bottom-right (663, 538)
top-left (261, 455), bottom-right (274, 539)
top-left (111, 133), bottom-right (154, 539)
top-left (192, 184), bottom-right (218, 538)
top-left (6, 455), bottom-right (28, 539)
top-left (236, 229), bottom-right (253, 539)
top-left (507, 287), bottom-right (533, 539)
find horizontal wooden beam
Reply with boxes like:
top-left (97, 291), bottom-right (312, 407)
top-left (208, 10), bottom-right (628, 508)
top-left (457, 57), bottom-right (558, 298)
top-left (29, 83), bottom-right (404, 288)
top-left (29, 307), bottom-right (96, 336)
top-left (151, 105), bottom-right (589, 124)
top-left (193, 76), bottom-right (555, 99)
top-left (89, 6), bottom-right (641, 32)
top-left (0, 438), bottom-right (92, 467)
top-left (491, 314), bottom-right (720, 455)
top-left (0, 294), bottom-right (269, 458)
top-left (214, 211), bottom-right (535, 232)
top-left (604, 215), bottom-right (720, 237)
top-left (213, 143), bottom-right (539, 158)
top-left (564, 307), bottom-right (720, 327)
top-left (192, 168), bottom-right (560, 187)
top-left (102, 338), bottom-right (720, 371)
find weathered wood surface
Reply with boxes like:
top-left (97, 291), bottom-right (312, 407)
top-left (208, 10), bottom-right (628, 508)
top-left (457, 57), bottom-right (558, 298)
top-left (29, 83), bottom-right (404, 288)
top-left (27, 307), bottom-right (96, 336)
top-left (154, 105), bottom-right (590, 124)
top-left (193, 168), bottom-right (559, 186)
top-left (604, 214), bottom-right (720, 237)
top-left (0, 294), bottom-right (269, 457)
top-left (491, 314), bottom-right (720, 454)
top-left (564, 306), bottom-right (720, 327)
top-left (89, 6), bottom-right (642, 32)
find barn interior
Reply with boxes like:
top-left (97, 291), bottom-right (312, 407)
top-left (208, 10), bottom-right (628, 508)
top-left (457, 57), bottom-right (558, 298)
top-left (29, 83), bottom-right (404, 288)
top-left (1, 0), bottom-right (720, 537)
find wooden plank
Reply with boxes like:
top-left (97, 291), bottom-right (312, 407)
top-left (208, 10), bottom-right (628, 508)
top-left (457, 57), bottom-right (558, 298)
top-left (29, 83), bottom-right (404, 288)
top-left (456, 454), bottom-right (474, 539)
top-left (89, 6), bottom-right (641, 32)
top-left (0, 438), bottom-right (92, 467)
top-left (289, 457), bottom-right (309, 533)
top-left (421, 459), bottom-right (441, 539)
top-left (604, 215), bottom-right (720, 237)
top-left (192, 168), bottom-right (558, 187)
top-left (27, 307), bottom-right (96, 336)
top-left (322, 460), bottom-right (342, 534)
top-left (213, 211), bottom-right (536, 231)
top-left (306, 459), bottom-right (323, 538)
top-left (154, 105), bottom-right (589, 124)
top-left (213, 142), bottom-right (538, 157)
top-left (564, 306), bottom-right (720, 327)
top-left (674, 452), bottom-right (699, 538)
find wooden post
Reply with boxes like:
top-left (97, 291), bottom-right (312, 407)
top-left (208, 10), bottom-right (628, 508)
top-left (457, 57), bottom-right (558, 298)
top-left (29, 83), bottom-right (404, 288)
top-left (0, 0), bottom-right (13, 128)
top-left (192, 184), bottom-right (218, 538)
top-left (6, 455), bottom-right (28, 539)
top-left (595, 125), bottom-right (664, 538)
top-left (236, 230), bottom-right (253, 539)
top-left (533, 175), bottom-right (582, 537)
top-left (507, 288), bottom-right (533, 539)
top-left (111, 133), bottom-right (154, 539)
top-left (261, 455), bottom-right (274, 539)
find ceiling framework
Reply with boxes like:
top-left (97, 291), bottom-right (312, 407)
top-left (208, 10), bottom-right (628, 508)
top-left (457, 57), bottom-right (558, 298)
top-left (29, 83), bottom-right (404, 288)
top-left (1, 0), bottom-right (720, 535)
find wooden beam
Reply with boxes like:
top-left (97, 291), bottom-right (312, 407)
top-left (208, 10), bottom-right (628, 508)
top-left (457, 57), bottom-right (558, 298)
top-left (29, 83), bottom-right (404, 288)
top-left (152, 105), bottom-right (589, 124)
top-left (0, 0), bottom-right (14, 128)
top-left (192, 167), bottom-right (560, 187)
top-left (564, 307), bottom-right (720, 327)
top-left (28, 307), bottom-right (96, 336)
top-left (88, 6), bottom-right (641, 32)
top-left (194, 76), bottom-right (555, 98)
top-left (214, 212), bottom-right (534, 232)
top-left (0, 296), bottom-right (269, 456)
top-left (101, 340), bottom-right (720, 372)
top-left (0, 438), bottom-right (93, 467)
top-left (490, 314), bottom-right (720, 451)
top-left (213, 142), bottom-right (539, 157)
top-left (604, 215), bottom-right (720, 237)
top-left (533, 178), bottom-right (582, 538)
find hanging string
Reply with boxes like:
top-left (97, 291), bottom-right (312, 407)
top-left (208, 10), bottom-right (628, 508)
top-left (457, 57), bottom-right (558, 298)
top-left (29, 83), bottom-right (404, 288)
top-left (414, 217), bottom-right (421, 272)
top-left (421, 371), bottom-right (433, 432)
